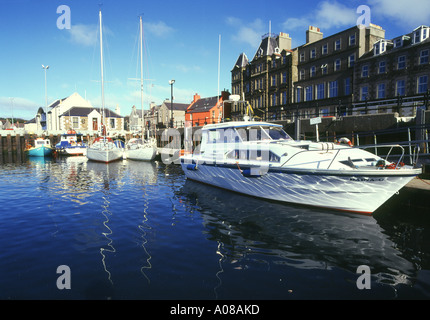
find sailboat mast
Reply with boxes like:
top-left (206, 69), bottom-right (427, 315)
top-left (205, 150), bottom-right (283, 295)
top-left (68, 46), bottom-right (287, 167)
top-left (140, 16), bottom-right (145, 137)
top-left (99, 9), bottom-right (105, 130)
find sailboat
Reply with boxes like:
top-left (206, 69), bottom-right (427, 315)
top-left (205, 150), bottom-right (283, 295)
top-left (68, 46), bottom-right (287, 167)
top-left (87, 9), bottom-right (123, 163)
top-left (124, 16), bottom-right (157, 162)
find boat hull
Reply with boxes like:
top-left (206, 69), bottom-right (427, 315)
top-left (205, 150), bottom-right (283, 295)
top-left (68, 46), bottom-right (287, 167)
top-left (125, 146), bottom-right (157, 161)
top-left (87, 148), bottom-right (122, 163)
top-left (57, 147), bottom-right (87, 156)
top-left (27, 146), bottom-right (54, 157)
top-left (180, 161), bottom-right (420, 215)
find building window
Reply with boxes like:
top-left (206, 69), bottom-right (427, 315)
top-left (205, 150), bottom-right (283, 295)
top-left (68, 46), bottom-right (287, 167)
top-left (282, 72), bottom-right (287, 84)
top-left (398, 56), bottom-right (406, 70)
top-left (348, 54), bottom-right (355, 67)
top-left (420, 49), bottom-right (429, 65)
top-left (396, 80), bottom-right (406, 96)
top-left (300, 52), bottom-right (305, 62)
top-left (322, 43), bottom-right (328, 55)
top-left (374, 41), bottom-right (387, 55)
top-left (296, 87), bottom-right (302, 103)
top-left (344, 77), bottom-right (351, 95)
top-left (321, 64), bottom-right (327, 75)
top-left (334, 59), bottom-right (341, 71)
top-left (334, 39), bottom-right (341, 51)
top-left (349, 34), bottom-right (356, 46)
top-left (271, 75), bottom-right (277, 86)
top-left (310, 48), bottom-right (316, 59)
top-left (378, 61), bottom-right (386, 74)
top-left (361, 65), bottom-right (369, 78)
top-left (418, 75), bottom-right (428, 93)
top-left (377, 83), bottom-right (385, 99)
top-left (305, 86), bottom-right (313, 101)
top-left (413, 27), bottom-right (429, 44)
top-left (317, 83), bottom-right (325, 100)
top-left (414, 30), bottom-right (421, 43)
top-left (110, 118), bottom-right (116, 129)
top-left (300, 69), bottom-right (305, 80)
top-left (72, 117), bottom-right (79, 129)
top-left (394, 38), bottom-right (403, 48)
top-left (282, 91), bottom-right (287, 104)
top-left (360, 86), bottom-right (368, 101)
top-left (271, 93), bottom-right (277, 106)
top-left (310, 66), bottom-right (316, 77)
top-left (329, 80), bottom-right (338, 98)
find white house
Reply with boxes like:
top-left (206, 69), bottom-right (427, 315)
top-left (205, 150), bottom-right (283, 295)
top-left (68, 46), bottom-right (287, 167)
top-left (45, 92), bottom-right (124, 133)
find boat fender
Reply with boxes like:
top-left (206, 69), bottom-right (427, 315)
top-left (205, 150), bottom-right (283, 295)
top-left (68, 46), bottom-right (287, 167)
top-left (338, 137), bottom-right (353, 147)
top-left (187, 164), bottom-right (198, 171)
top-left (241, 168), bottom-right (263, 178)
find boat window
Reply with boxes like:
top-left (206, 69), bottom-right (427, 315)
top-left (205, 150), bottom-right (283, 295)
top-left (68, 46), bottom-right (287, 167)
top-left (246, 126), bottom-right (271, 141)
top-left (226, 149), bottom-right (280, 162)
top-left (266, 127), bottom-right (292, 141)
top-left (206, 128), bottom-right (241, 144)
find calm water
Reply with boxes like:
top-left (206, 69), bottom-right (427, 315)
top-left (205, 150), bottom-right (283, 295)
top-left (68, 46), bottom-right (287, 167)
top-left (0, 155), bottom-right (429, 300)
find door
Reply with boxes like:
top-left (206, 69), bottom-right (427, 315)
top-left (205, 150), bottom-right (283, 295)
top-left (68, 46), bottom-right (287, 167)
top-left (92, 118), bottom-right (98, 131)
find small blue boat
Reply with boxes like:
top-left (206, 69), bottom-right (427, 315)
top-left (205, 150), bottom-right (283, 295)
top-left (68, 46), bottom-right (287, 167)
top-left (26, 138), bottom-right (55, 157)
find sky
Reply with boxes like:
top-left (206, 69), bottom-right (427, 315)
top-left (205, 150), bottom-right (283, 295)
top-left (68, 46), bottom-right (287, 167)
top-left (1, 0), bottom-right (430, 120)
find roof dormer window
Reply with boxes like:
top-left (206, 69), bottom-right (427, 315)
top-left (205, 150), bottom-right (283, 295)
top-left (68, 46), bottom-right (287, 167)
top-left (413, 25), bottom-right (430, 44)
top-left (374, 40), bottom-right (389, 56)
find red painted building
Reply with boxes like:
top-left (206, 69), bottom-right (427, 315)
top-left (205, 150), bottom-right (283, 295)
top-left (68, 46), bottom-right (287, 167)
top-left (185, 91), bottom-right (231, 127)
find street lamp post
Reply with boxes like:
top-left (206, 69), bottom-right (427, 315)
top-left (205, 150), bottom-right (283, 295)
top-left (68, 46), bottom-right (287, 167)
top-left (169, 79), bottom-right (175, 128)
top-left (42, 65), bottom-right (49, 108)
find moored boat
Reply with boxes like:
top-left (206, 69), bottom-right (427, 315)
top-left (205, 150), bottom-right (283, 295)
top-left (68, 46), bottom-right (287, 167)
top-left (25, 138), bottom-right (55, 157)
top-left (87, 136), bottom-right (123, 163)
top-left (180, 117), bottom-right (422, 215)
top-left (55, 130), bottom-right (87, 156)
top-left (124, 137), bottom-right (157, 161)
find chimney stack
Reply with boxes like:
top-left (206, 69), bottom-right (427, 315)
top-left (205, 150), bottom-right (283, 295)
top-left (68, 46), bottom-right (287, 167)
top-left (306, 26), bottom-right (323, 44)
top-left (193, 93), bottom-right (201, 103)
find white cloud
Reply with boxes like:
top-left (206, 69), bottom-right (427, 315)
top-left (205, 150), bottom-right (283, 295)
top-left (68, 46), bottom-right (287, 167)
top-left (67, 24), bottom-right (98, 47)
top-left (282, 1), bottom-right (356, 31)
top-left (367, 0), bottom-right (430, 29)
top-left (227, 17), bottom-right (266, 48)
top-left (66, 24), bottom-right (114, 47)
top-left (143, 21), bottom-right (174, 38)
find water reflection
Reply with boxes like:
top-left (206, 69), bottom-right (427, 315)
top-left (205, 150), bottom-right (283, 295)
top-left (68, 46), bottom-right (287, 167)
top-left (180, 180), bottom-right (428, 294)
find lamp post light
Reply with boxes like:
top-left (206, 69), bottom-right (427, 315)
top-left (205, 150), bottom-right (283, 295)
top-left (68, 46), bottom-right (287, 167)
top-left (42, 65), bottom-right (49, 108)
top-left (169, 79), bottom-right (175, 128)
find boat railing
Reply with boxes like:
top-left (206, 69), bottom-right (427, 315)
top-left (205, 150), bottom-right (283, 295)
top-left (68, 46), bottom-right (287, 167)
top-left (357, 143), bottom-right (420, 168)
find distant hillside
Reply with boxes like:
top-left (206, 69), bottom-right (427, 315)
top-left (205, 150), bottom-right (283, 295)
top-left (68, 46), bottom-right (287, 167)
top-left (0, 117), bottom-right (28, 123)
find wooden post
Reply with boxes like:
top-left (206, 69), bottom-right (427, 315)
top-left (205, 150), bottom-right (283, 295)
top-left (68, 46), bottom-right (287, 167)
top-left (6, 134), bottom-right (12, 154)
top-left (16, 134), bottom-right (21, 159)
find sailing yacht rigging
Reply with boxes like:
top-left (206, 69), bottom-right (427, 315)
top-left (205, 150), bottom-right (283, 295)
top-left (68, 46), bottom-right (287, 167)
top-left (87, 9), bottom-right (123, 163)
top-left (124, 15), bottom-right (157, 161)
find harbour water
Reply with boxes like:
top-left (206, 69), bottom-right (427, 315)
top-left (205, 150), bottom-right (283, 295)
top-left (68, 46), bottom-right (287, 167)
top-left (0, 156), bottom-right (429, 300)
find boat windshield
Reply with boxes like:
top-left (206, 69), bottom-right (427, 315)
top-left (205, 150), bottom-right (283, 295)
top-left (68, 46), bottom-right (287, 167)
top-left (241, 126), bottom-right (292, 142)
top-left (265, 126), bottom-right (292, 141)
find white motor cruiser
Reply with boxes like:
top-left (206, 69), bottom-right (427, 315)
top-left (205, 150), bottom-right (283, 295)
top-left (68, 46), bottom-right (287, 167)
top-left (180, 119), bottom-right (421, 215)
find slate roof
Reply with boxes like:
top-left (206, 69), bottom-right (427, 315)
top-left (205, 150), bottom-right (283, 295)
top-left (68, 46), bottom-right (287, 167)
top-left (253, 35), bottom-right (279, 60)
top-left (187, 96), bottom-right (220, 114)
top-left (59, 107), bottom-right (123, 118)
top-left (164, 102), bottom-right (189, 111)
top-left (233, 52), bottom-right (249, 68)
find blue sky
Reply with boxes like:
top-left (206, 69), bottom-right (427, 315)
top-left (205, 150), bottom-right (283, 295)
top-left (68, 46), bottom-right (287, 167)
top-left (1, 0), bottom-right (430, 120)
